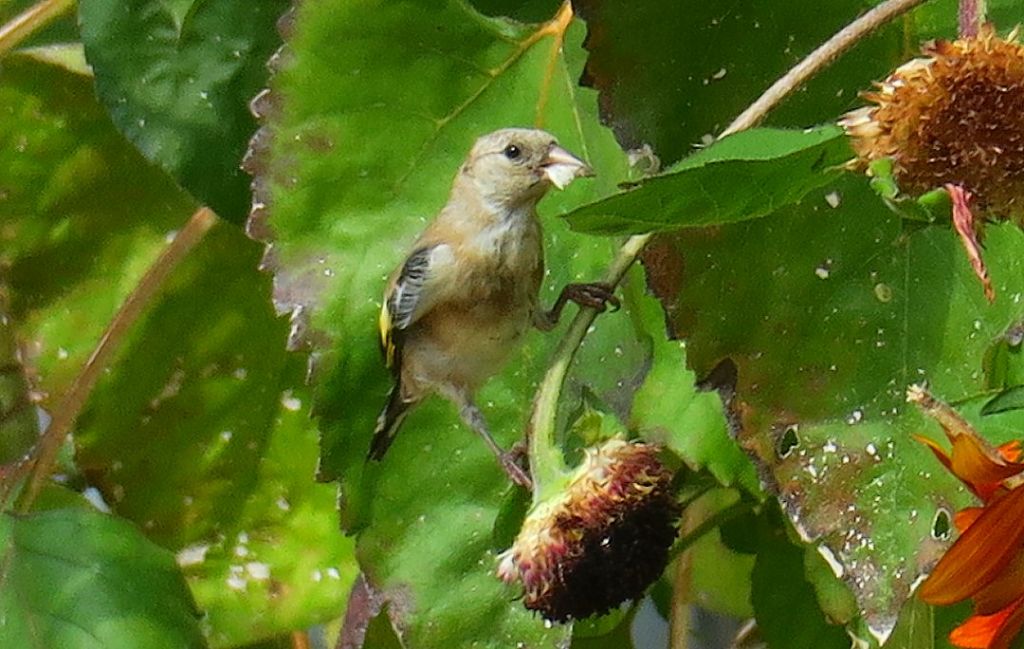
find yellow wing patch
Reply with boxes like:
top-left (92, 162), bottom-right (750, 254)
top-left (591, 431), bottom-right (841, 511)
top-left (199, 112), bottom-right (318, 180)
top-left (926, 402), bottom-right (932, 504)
top-left (378, 299), bottom-right (396, 368)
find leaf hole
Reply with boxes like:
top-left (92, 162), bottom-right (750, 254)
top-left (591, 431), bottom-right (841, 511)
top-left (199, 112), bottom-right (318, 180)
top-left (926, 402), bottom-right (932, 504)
top-left (777, 424), bottom-right (800, 459)
top-left (932, 508), bottom-right (951, 540)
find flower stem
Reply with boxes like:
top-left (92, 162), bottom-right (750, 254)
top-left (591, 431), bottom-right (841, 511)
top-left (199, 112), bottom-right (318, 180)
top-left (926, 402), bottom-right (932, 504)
top-left (958, 0), bottom-right (987, 38)
top-left (528, 234), bottom-right (649, 501)
top-left (0, 0), bottom-right (75, 58)
top-left (528, 0), bottom-right (929, 500)
top-left (12, 207), bottom-right (218, 513)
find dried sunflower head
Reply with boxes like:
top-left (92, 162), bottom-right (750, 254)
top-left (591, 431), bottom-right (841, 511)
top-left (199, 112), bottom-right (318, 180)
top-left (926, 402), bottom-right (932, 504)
top-left (496, 438), bottom-right (680, 622)
top-left (841, 26), bottom-right (1024, 219)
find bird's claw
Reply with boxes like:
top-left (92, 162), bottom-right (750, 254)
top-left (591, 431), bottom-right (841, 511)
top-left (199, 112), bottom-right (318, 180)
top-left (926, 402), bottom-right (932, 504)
top-left (500, 448), bottom-right (532, 490)
top-left (563, 282), bottom-right (620, 313)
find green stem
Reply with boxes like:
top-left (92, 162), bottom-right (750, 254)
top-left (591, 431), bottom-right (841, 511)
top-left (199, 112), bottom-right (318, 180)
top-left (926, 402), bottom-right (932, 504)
top-left (528, 234), bottom-right (649, 501)
top-left (0, 0), bottom-right (75, 58)
top-left (526, 0), bottom-right (933, 501)
top-left (13, 207), bottom-right (218, 513)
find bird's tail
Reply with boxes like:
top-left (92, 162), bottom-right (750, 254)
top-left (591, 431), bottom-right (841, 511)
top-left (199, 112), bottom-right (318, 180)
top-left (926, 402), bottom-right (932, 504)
top-left (368, 384), bottom-right (414, 461)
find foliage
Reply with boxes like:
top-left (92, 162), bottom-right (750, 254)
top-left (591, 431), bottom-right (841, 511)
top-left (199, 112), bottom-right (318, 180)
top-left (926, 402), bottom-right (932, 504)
top-left (5, 0), bottom-right (1024, 648)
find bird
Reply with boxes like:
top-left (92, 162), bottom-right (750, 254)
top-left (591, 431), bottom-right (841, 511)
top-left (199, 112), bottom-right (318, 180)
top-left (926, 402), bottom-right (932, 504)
top-left (370, 128), bottom-right (619, 488)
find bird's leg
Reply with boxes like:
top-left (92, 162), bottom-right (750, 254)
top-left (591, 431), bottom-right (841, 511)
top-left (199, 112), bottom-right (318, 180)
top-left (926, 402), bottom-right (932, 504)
top-left (457, 401), bottom-right (532, 489)
top-left (535, 282), bottom-right (621, 331)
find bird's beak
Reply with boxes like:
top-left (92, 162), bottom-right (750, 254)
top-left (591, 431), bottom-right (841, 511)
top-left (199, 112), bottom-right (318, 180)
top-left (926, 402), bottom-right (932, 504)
top-left (541, 145), bottom-right (594, 190)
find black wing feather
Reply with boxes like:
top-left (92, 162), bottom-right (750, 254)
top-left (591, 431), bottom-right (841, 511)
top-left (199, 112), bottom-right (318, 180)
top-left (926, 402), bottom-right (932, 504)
top-left (380, 246), bottom-right (435, 370)
top-left (389, 246), bottom-right (433, 330)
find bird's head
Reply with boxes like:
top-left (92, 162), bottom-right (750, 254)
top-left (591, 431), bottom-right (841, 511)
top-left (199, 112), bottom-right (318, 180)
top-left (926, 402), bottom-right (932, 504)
top-left (459, 128), bottom-right (594, 210)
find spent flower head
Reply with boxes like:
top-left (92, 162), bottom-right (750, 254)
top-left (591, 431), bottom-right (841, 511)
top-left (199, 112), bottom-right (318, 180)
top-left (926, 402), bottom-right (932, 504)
top-left (842, 27), bottom-right (1024, 218)
top-left (497, 437), bottom-right (679, 622)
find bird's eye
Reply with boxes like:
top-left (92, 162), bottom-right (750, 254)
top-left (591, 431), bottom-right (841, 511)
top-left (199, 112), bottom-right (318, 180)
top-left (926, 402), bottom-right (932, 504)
top-left (503, 144), bottom-right (521, 160)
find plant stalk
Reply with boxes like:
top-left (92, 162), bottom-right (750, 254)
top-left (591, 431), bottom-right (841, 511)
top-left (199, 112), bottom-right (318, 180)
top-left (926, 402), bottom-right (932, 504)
top-left (958, 0), bottom-right (987, 38)
top-left (0, 0), bottom-right (75, 58)
top-left (529, 234), bottom-right (649, 500)
top-left (527, 0), bottom-right (931, 499)
top-left (13, 207), bottom-right (218, 513)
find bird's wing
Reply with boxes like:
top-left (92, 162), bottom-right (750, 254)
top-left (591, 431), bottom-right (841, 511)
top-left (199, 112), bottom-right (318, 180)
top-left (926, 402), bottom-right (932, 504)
top-left (379, 244), bottom-right (453, 369)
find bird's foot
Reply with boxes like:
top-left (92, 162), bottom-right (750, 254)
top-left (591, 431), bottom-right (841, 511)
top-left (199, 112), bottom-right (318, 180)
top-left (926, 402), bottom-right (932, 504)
top-left (499, 448), bottom-right (532, 490)
top-left (562, 282), bottom-right (621, 313)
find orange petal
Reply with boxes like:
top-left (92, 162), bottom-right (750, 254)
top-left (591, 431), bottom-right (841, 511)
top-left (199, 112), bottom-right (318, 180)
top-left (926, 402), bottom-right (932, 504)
top-left (955, 507), bottom-right (986, 532)
top-left (998, 440), bottom-right (1024, 463)
top-left (950, 596), bottom-right (1024, 649)
top-left (920, 487), bottom-right (1024, 605)
top-left (974, 552), bottom-right (1024, 615)
top-left (950, 434), bottom-right (1024, 492)
top-left (916, 434), bottom-right (954, 473)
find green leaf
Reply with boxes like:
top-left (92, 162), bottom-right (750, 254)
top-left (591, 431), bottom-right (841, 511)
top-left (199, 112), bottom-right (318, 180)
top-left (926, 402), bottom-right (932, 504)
top-left (751, 510), bottom-right (848, 649)
top-left (74, 226), bottom-right (357, 648)
top-left (247, 0), bottom-right (741, 644)
top-left (804, 540), bottom-right (858, 627)
top-left (626, 274), bottom-right (759, 492)
top-left (77, 0), bottom-right (290, 222)
top-left (0, 56), bottom-right (196, 416)
top-left (0, 0), bottom-right (79, 51)
top-left (15, 44), bottom-right (92, 76)
top-left (1, 56), bottom-right (354, 647)
top-left (573, 0), bottom-right (905, 166)
top-left (883, 597), bottom-right (934, 649)
top-left (645, 174), bottom-right (1024, 641)
top-left (0, 508), bottom-right (206, 648)
top-left (570, 606), bottom-right (637, 648)
top-left (562, 126), bottom-right (851, 235)
top-left (912, 0), bottom-right (1024, 40)
top-left (470, 0), bottom-right (563, 23)
top-left (687, 491), bottom-right (756, 620)
top-left (981, 385), bottom-right (1024, 416)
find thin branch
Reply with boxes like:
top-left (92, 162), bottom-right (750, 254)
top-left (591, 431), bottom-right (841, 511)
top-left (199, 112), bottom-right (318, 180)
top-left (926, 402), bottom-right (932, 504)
top-left (669, 507), bottom-right (696, 649)
top-left (14, 207), bottom-right (218, 513)
top-left (0, 0), bottom-right (75, 58)
top-left (722, 0), bottom-right (932, 137)
top-left (527, 0), bottom-right (933, 486)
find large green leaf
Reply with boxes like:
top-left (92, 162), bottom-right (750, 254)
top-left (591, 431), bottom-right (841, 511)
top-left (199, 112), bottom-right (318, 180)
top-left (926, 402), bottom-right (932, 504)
top-left (572, 0), bottom-right (904, 167)
top-left (1, 57), bottom-right (354, 646)
top-left (0, 508), bottom-right (206, 648)
top-left (74, 226), bottom-right (357, 648)
top-left (77, 0), bottom-right (290, 222)
top-left (247, 0), bottom-right (740, 644)
top-left (562, 126), bottom-right (850, 234)
top-left (646, 176), bottom-right (1024, 641)
top-left (0, 56), bottom-right (195, 413)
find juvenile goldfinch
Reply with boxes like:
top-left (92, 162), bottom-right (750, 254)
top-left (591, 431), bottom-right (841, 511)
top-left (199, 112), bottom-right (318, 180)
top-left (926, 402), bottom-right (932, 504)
top-left (370, 128), bottom-right (618, 488)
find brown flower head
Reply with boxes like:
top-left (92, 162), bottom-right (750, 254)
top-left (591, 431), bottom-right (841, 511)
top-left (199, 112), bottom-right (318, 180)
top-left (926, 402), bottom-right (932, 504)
top-left (841, 27), bottom-right (1024, 219)
top-left (496, 438), bottom-right (680, 622)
